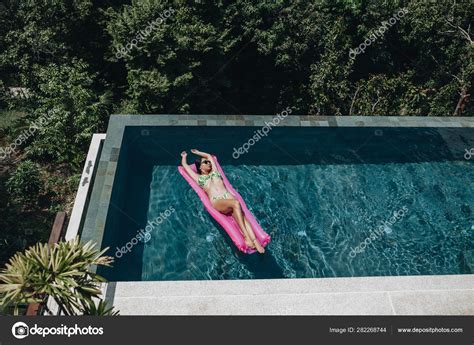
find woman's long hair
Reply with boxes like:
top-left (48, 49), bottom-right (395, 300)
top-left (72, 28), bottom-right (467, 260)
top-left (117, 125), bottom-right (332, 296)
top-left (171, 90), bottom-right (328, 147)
top-left (194, 159), bottom-right (202, 174)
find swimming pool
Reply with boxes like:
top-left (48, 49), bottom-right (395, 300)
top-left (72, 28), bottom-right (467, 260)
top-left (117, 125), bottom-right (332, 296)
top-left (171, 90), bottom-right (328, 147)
top-left (94, 124), bottom-right (474, 281)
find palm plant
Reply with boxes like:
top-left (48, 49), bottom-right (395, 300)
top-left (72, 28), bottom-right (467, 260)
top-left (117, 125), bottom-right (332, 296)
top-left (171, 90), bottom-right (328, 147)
top-left (0, 237), bottom-right (118, 315)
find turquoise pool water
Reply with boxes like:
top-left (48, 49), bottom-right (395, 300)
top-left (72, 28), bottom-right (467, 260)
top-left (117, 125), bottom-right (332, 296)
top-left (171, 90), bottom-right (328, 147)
top-left (99, 126), bottom-right (474, 281)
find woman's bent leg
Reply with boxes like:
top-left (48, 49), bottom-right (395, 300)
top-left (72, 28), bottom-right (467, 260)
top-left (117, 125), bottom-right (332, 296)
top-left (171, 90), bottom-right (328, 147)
top-left (214, 199), bottom-right (264, 254)
top-left (213, 199), bottom-right (254, 248)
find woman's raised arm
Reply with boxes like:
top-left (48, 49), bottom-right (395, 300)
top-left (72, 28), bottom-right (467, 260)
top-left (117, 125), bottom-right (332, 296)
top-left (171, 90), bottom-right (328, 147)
top-left (191, 149), bottom-right (216, 172)
top-left (181, 151), bottom-right (199, 182)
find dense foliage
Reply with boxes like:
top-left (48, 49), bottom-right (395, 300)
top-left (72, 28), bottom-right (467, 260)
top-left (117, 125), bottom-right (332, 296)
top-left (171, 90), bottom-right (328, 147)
top-left (0, 0), bottom-right (472, 269)
top-left (1, 0), bottom-right (472, 118)
top-left (6, 160), bottom-right (42, 207)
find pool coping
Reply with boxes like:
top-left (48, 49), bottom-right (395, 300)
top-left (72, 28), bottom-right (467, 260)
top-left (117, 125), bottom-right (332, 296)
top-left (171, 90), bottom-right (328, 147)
top-left (65, 134), bottom-right (105, 241)
top-left (103, 274), bottom-right (474, 315)
top-left (76, 115), bottom-right (474, 315)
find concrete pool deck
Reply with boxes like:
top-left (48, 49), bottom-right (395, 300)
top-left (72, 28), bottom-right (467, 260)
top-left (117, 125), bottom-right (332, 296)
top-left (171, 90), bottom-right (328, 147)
top-left (69, 115), bottom-right (474, 315)
top-left (103, 274), bottom-right (474, 315)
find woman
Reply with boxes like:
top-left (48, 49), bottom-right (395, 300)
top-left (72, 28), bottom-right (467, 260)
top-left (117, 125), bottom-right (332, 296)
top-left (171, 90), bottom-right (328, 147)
top-left (181, 149), bottom-right (265, 253)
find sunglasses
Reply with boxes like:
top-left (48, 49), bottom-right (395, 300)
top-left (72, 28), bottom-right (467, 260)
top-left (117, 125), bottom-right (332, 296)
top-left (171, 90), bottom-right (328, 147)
top-left (201, 160), bottom-right (211, 165)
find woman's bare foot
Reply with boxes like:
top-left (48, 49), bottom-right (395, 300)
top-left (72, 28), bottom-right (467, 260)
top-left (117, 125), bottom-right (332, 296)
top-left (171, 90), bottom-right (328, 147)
top-left (245, 237), bottom-right (255, 248)
top-left (253, 239), bottom-right (265, 254)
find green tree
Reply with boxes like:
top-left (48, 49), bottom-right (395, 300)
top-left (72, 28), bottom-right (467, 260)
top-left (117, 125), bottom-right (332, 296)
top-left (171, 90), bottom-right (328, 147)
top-left (106, 1), bottom-right (222, 113)
top-left (23, 60), bottom-right (112, 167)
top-left (0, 0), bottom-right (106, 87)
top-left (6, 160), bottom-right (42, 208)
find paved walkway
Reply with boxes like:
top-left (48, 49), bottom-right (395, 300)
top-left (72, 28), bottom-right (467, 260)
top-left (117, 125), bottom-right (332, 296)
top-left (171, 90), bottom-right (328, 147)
top-left (104, 274), bottom-right (474, 315)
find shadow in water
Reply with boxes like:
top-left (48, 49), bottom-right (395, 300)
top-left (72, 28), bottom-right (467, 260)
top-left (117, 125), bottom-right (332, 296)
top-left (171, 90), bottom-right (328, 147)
top-left (212, 219), bottom-right (285, 279)
top-left (236, 250), bottom-right (285, 279)
top-left (98, 148), bottom-right (154, 281)
top-left (127, 126), bottom-right (474, 166)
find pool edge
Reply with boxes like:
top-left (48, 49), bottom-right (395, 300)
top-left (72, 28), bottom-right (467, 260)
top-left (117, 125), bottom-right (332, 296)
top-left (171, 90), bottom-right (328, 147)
top-left (102, 274), bottom-right (474, 315)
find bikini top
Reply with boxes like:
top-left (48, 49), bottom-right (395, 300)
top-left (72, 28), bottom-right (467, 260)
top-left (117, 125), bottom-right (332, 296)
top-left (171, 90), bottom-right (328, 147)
top-left (198, 171), bottom-right (222, 188)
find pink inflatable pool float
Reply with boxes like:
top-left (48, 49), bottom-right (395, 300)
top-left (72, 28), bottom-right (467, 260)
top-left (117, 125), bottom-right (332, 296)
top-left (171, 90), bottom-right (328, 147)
top-left (178, 156), bottom-right (270, 254)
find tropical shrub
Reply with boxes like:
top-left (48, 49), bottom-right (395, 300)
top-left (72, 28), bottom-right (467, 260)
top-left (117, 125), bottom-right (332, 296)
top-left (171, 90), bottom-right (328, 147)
top-left (0, 237), bottom-right (118, 316)
top-left (6, 160), bottom-right (42, 208)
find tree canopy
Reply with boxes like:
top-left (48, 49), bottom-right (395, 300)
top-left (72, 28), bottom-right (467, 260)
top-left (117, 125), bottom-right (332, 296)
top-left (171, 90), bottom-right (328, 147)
top-left (1, 0), bottom-right (472, 118)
